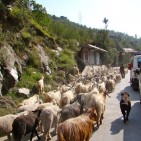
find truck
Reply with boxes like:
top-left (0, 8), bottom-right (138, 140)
top-left (128, 55), bottom-right (141, 90)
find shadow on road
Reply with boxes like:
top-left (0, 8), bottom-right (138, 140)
top-left (110, 102), bottom-right (141, 141)
top-left (116, 85), bottom-right (140, 102)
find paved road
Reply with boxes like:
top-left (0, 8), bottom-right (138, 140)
top-left (1, 71), bottom-right (141, 141)
top-left (90, 71), bottom-right (141, 141)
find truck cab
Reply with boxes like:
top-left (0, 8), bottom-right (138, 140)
top-left (128, 55), bottom-right (141, 90)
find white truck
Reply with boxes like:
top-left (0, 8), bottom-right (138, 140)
top-left (128, 54), bottom-right (141, 90)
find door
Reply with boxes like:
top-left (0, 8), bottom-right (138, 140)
top-left (89, 50), bottom-right (95, 65)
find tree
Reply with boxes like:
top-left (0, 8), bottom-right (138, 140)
top-left (103, 17), bottom-right (108, 30)
top-left (30, 1), bottom-right (50, 27)
top-left (1, 0), bottom-right (16, 5)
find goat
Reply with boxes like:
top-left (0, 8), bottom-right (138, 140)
top-left (39, 105), bottom-right (61, 140)
top-left (80, 85), bottom-right (110, 127)
top-left (105, 76), bottom-right (115, 93)
top-left (120, 92), bottom-right (131, 123)
top-left (57, 108), bottom-right (98, 141)
top-left (0, 111), bottom-right (28, 141)
top-left (44, 90), bottom-right (61, 107)
top-left (74, 82), bottom-right (93, 94)
top-left (57, 94), bottom-right (84, 125)
top-left (60, 90), bottom-right (74, 107)
top-left (72, 65), bottom-right (79, 77)
top-left (37, 76), bottom-right (44, 95)
top-left (17, 94), bottom-right (41, 107)
top-left (17, 103), bottom-right (41, 113)
top-left (12, 109), bottom-right (42, 141)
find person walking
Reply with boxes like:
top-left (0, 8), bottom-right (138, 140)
top-left (120, 64), bottom-right (125, 78)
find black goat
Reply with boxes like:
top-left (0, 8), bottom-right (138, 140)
top-left (12, 109), bottom-right (42, 141)
top-left (120, 92), bottom-right (131, 123)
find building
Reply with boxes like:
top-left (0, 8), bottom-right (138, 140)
top-left (79, 44), bottom-right (107, 65)
top-left (122, 48), bottom-right (136, 53)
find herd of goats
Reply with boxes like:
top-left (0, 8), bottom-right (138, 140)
top-left (0, 65), bottom-right (129, 141)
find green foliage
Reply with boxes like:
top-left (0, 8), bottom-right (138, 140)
top-left (29, 18), bottom-right (50, 37)
top-left (9, 7), bottom-right (25, 28)
top-left (27, 49), bottom-right (42, 69)
top-left (12, 40), bottom-right (27, 56)
top-left (31, 3), bottom-right (50, 27)
top-left (48, 16), bottom-right (94, 44)
top-left (2, 0), bottom-right (16, 5)
top-left (21, 30), bottom-right (31, 42)
top-left (16, 66), bottom-right (58, 94)
top-left (16, 67), bottom-right (42, 89)
top-left (58, 49), bottom-right (76, 71)
top-left (1, 0), bottom-right (141, 110)
top-left (56, 38), bottom-right (80, 53)
top-left (14, 0), bottom-right (31, 10)
top-left (7, 89), bottom-right (24, 104)
top-left (0, 2), bottom-right (8, 22)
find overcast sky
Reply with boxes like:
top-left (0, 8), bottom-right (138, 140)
top-left (35, 0), bottom-right (141, 38)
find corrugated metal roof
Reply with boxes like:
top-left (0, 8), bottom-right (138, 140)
top-left (88, 44), bottom-right (107, 52)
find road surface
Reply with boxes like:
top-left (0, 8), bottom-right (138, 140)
top-left (1, 71), bottom-right (141, 141)
top-left (90, 71), bottom-right (141, 141)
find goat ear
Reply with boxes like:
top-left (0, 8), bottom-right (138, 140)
top-left (121, 93), bottom-right (124, 96)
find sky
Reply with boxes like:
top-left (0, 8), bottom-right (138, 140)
top-left (35, 0), bottom-right (141, 38)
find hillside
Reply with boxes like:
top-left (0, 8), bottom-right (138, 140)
top-left (0, 0), bottom-right (141, 115)
top-left (0, 0), bottom-right (79, 114)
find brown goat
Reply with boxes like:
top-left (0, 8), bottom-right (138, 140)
top-left (72, 65), bottom-right (79, 77)
top-left (57, 108), bottom-right (98, 141)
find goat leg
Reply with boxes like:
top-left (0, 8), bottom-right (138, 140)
top-left (30, 129), bottom-right (40, 141)
top-left (34, 129), bottom-right (41, 140)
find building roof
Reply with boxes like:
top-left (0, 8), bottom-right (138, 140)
top-left (122, 48), bottom-right (136, 53)
top-left (87, 44), bottom-right (107, 52)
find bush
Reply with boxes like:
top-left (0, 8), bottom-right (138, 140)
top-left (21, 30), bottom-right (31, 43)
top-left (29, 19), bottom-right (50, 37)
top-left (27, 49), bottom-right (42, 69)
top-left (58, 48), bottom-right (76, 71)
top-left (16, 67), bottom-right (42, 89)
top-left (9, 7), bottom-right (25, 29)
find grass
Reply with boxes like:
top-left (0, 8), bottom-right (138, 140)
top-left (16, 67), bottom-right (42, 89)
top-left (0, 96), bottom-right (18, 116)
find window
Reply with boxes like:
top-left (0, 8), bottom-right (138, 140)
top-left (137, 58), bottom-right (141, 68)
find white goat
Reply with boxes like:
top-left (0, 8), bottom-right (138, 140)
top-left (37, 76), bottom-right (44, 95)
top-left (36, 101), bottom-right (56, 110)
top-left (74, 82), bottom-right (93, 94)
top-left (17, 103), bottom-right (41, 113)
top-left (60, 90), bottom-right (74, 107)
top-left (39, 105), bottom-right (61, 140)
top-left (17, 94), bottom-right (41, 107)
top-left (44, 90), bottom-right (61, 107)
